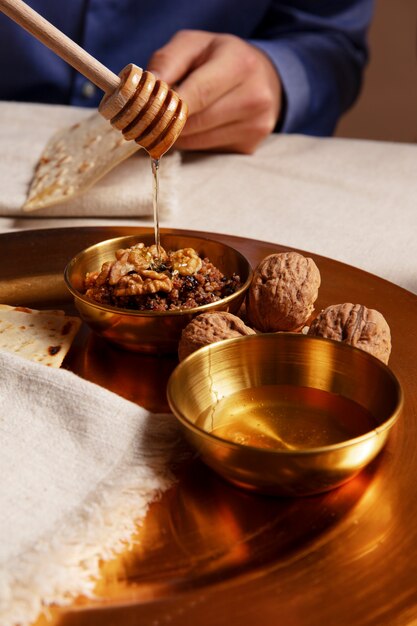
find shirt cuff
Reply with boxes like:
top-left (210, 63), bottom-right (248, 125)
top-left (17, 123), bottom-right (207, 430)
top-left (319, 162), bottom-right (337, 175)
top-left (249, 38), bottom-right (310, 134)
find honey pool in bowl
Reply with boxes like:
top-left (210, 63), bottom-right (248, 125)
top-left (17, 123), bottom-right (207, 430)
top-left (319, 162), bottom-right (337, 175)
top-left (167, 333), bottom-right (403, 496)
top-left (196, 384), bottom-right (378, 452)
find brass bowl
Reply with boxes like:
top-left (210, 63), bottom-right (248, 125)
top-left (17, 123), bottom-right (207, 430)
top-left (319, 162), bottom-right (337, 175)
top-left (64, 233), bottom-right (252, 353)
top-left (167, 333), bottom-right (403, 497)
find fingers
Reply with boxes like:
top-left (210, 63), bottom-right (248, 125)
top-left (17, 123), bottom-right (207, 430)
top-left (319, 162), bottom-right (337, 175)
top-left (147, 30), bottom-right (282, 153)
top-left (180, 78), bottom-right (279, 138)
top-left (147, 30), bottom-right (213, 89)
top-left (176, 45), bottom-right (282, 153)
top-left (175, 118), bottom-right (270, 155)
top-left (173, 35), bottom-right (250, 114)
top-left (147, 31), bottom-right (250, 114)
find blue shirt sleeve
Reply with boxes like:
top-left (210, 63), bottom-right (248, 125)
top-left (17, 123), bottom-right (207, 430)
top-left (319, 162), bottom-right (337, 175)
top-left (249, 0), bottom-right (374, 135)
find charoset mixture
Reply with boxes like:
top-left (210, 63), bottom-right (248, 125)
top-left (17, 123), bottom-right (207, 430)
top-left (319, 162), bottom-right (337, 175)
top-left (84, 242), bottom-right (242, 311)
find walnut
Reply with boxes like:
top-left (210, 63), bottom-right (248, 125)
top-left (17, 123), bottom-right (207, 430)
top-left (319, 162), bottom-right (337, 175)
top-left (90, 261), bottom-right (111, 286)
top-left (246, 251), bottom-right (321, 332)
top-left (178, 312), bottom-right (256, 361)
top-left (94, 243), bottom-right (168, 286)
top-left (308, 303), bottom-right (392, 364)
top-left (170, 248), bottom-right (203, 276)
top-left (113, 271), bottom-right (172, 296)
top-left (113, 243), bottom-right (166, 271)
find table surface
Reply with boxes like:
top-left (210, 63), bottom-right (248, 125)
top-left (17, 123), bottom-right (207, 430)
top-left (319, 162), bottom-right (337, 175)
top-left (1, 133), bottom-right (416, 295)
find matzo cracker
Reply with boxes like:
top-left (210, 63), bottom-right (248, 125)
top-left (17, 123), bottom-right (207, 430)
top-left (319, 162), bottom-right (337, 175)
top-left (23, 112), bottom-right (140, 211)
top-left (0, 305), bottom-right (81, 367)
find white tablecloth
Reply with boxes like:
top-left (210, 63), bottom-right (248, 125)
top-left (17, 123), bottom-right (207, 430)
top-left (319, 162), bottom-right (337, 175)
top-left (1, 133), bottom-right (416, 295)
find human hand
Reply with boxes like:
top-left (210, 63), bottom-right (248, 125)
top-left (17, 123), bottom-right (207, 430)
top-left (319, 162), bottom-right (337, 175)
top-left (147, 30), bottom-right (282, 154)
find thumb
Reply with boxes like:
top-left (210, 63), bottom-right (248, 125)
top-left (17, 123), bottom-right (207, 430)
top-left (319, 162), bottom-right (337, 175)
top-left (146, 30), bottom-right (213, 87)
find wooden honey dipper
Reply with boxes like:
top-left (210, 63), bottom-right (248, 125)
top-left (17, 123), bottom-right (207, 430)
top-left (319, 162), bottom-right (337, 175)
top-left (0, 0), bottom-right (188, 159)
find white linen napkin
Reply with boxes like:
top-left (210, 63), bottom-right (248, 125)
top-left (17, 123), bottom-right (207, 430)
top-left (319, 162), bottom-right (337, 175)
top-left (0, 101), bottom-right (180, 217)
top-left (0, 350), bottom-right (184, 626)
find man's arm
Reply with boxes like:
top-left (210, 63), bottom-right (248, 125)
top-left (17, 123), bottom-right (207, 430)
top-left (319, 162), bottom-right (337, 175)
top-left (148, 0), bottom-right (373, 152)
top-left (250, 0), bottom-right (374, 135)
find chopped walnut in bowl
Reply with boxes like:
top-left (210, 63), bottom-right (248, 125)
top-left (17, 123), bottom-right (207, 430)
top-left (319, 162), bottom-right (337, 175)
top-left (64, 233), bottom-right (253, 353)
top-left (84, 242), bottom-right (241, 312)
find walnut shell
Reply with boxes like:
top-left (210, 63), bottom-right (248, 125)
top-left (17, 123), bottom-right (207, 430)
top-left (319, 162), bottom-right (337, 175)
top-left (178, 312), bottom-right (255, 361)
top-left (308, 303), bottom-right (392, 364)
top-left (246, 251), bottom-right (321, 332)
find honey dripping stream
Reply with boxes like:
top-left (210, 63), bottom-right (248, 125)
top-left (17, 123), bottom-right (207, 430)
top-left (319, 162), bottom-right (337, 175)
top-left (151, 157), bottom-right (162, 262)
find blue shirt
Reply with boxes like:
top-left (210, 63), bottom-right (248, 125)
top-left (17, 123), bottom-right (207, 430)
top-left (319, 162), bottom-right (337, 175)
top-left (0, 0), bottom-right (373, 136)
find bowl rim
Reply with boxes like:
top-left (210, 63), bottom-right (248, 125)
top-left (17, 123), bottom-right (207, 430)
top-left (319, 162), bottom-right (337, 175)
top-left (63, 233), bottom-right (253, 317)
top-left (167, 333), bottom-right (404, 456)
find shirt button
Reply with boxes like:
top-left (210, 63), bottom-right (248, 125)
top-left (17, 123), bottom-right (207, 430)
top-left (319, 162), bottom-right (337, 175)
top-left (81, 81), bottom-right (97, 99)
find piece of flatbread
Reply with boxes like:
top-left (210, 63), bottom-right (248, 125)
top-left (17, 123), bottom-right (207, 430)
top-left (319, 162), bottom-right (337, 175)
top-left (0, 305), bottom-right (81, 367)
top-left (23, 112), bottom-right (140, 212)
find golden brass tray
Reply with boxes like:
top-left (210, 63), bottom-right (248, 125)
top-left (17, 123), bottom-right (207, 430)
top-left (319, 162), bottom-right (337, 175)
top-left (2, 226), bottom-right (417, 626)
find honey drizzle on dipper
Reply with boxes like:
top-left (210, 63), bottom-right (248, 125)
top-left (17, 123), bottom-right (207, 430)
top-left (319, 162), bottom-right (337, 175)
top-left (100, 65), bottom-right (186, 262)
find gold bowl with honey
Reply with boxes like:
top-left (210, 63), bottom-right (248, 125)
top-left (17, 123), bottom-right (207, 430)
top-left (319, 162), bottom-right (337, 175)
top-left (64, 233), bottom-right (252, 354)
top-left (167, 333), bottom-right (403, 497)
